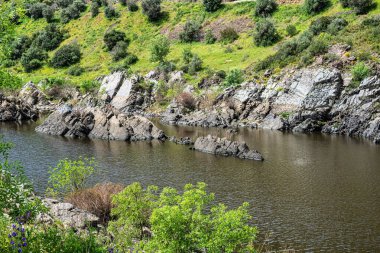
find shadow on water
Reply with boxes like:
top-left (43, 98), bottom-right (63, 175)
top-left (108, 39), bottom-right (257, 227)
top-left (1, 120), bottom-right (380, 252)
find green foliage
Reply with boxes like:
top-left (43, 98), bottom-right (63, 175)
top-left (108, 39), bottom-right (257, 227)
top-left (142, 0), bottom-right (162, 21)
top-left (111, 41), bottom-right (129, 61)
top-left (220, 27), bottom-right (239, 44)
top-left (20, 45), bottom-right (48, 72)
top-left (307, 36), bottom-right (328, 56)
top-left (127, 0), bottom-right (139, 12)
top-left (50, 43), bottom-right (81, 68)
top-left (79, 80), bottom-right (100, 93)
top-left (42, 5), bottom-right (55, 23)
top-left (103, 29), bottom-right (127, 51)
top-left (204, 29), bottom-right (216, 44)
top-left (0, 137), bottom-right (45, 219)
top-left (327, 17), bottom-right (348, 34)
top-left (91, 1), bottom-right (100, 17)
top-left (32, 24), bottom-right (66, 51)
top-left (27, 3), bottom-right (47, 20)
top-left (9, 35), bottom-right (32, 60)
top-left (150, 35), bottom-right (170, 63)
top-left (309, 16), bottom-right (332, 35)
top-left (348, 0), bottom-right (374, 14)
top-left (0, 70), bottom-right (23, 90)
top-left (255, 0), bottom-right (278, 17)
top-left (286, 24), bottom-right (298, 36)
top-left (304, 0), bottom-right (330, 14)
top-left (179, 19), bottom-right (202, 43)
top-left (340, 0), bottom-right (351, 7)
top-left (203, 0), bottom-right (222, 12)
top-left (124, 54), bottom-right (139, 65)
top-left (182, 49), bottom-right (203, 74)
top-left (46, 157), bottom-right (97, 197)
top-left (351, 62), bottom-right (371, 82)
top-left (67, 66), bottom-right (85, 76)
top-left (105, 6), bottom-right (119, 20)
top-left (61, 0), bottom-right (86, 23)
top-left (254, 19), bottom-right (279, 47)
top-left (223, 69), bottom-right (244, 87)
top-left (57, 0), bottom-right (74, 8)
top-left (119, 0), bottom-right (127, 6)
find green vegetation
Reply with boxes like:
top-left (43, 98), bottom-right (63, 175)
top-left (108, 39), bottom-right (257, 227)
top-left (351, 62), bottom-right (371, 82)
top-left (50, 43), bottom-right (82, 68)
top-left (254, 19), bottom-right (279, 46)
top-left (255, 0), bottom-right (278, 17)
top-left (203, 0), bottom-right (223, 12)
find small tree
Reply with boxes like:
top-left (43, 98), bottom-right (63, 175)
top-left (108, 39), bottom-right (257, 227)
top-left (150, 35), bottom-right (170, 63)
top-left (220, 27), bottom-right (239, 43)
top-left (304, 0), bottom-right (330, 15)
top-left (204, 29), bottom-right (216, 44)
top-left (351, 62), bottom-right (371, 82)
top-left (104, 29), bottom-right (127, 51)
top-left (28, 3), bottom-right (47, 19)
top-left (32, 24), bottom-right (65, 51)
top-left (9, 36), bottom-right (32, 60)
top-left (20, 46), bottom-right (48, 72)
top-left (203, 0), bottom-right (222, 12)
top-left (50, 43), bottom-right (81, 68)
top-left (142, 0), bottom-right (161, 21)
top-left (286, 24), bottom-right (298, 36)
top-left (91, 1), bottom-right (100, 17)
top-left (223, 69), bottom-right (244, 87)
top-left (119, 0), bottom-right (127, 6)
top-left (254, 19), bottom-right (279, 46)
top-left (111, 41), bottom-right (129, 61)
top-left (127, 0), bottom-right (139, 12)
top-left (179, 19), bottom-right (202, 43)
top-left (42, 5), bottom-right (55, 23)
top-left (255, 0), bottom-right (278, 17)
top-left (105, 6), bottom-right (119, 19)
top-left (349, 0), bottom-right (374, 14)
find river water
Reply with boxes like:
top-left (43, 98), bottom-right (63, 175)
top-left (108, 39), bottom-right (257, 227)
top-left (1, 120), bottom-right (379, 252)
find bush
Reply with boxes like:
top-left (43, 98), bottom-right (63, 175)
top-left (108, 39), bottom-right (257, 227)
top-left (42, 5), bottom-right (55, 23)
top-left (254, 19), bottom-right (279, 46)
top-left (255, 0), bottom-right (278, 17)
top-left (21, 46), bottom-right (48, 72)
top-left (340, 0), bottom-right (351, 7)
top-left (124, 54), bottom-right (139, 65)
top-left (351, 62), bottom-right (371, 82)
top-left (127, 0), bottom-right (139, 11)
top-left (50, 43), bottom-right (81, 68)
top-left (105, 6), bottom-right (119, 19)
top-left (304, 0), bottom-right (330, 14)
top-left (79, 80), bottom-right (100, 93)
top-left (9, 36), bottom-right (32, 60)
top-left (182, 49), bottom-right (203, 74)
top-left (286, 24), bottom-right (298, 36)
top-left (28, 3), bottom-right (47, 19)
top-left (67, 66), bottom-right (84, 76)
top-left (150, 35), bottom-right (170, 63)
top-left (220, 27), bottom-right (239, 43)
top-left (103, 29), bottom-right (127, 51)
top-left (60, 8), bottom-right (72, 23)
top-left (177, 92), bottom-right (196, 110)
top-left (327, 17), bottom-right (348, 34)
top-left (142, 0), bottom-right (161, 21)
top-left (309, 16), bottom-right (332, 35)
top-left (32, 24), bottom-right (66, 51)
top-left (349, 0), bottom-right (374, 14)
top-left (57, 0), bottom-right (74, 8)
top-left (204, 29), bottom-right (216, 44)
top-left (119, 0), bottom-right (127, 6)
top-left (111, 41), bottom-right (129, 61)
top-left (60, 1), bottom-right (86, 23)
top-left (72, 0), bottom-right (87, 12)
top-left (223, 69), bottom-right (244, 87)
top-left (203, 0), bottom-right (222, 12)
top-left (307, 37), bottom-right (328, 56)
top-left (0, 70), bottom-right (23, 90)
top-left (180, 19), bottom-right (202, 43)
top-left (46, 157), bottom-right (97, 197)
top-left (91, 1), bottom-right (100, 17)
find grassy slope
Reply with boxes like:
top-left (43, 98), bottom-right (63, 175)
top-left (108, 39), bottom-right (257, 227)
top-left (8, 0), bottom-right (380, 86)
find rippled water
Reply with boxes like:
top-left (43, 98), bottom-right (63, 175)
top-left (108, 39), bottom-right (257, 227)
top-left (1, 120), bottom-right (380, 252)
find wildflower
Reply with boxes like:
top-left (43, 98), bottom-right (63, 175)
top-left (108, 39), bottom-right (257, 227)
top-left (12, 224), bottom-right (16, 229)
top-left (10, 240), bottom-right (15, 245)
top-left (22, 237), bottom-right (26, 241)
top-left (22, 242), bottom-right (27, 247)
top-left (18, 248), bottom-right (22, 253)
top-left (8, 234), bottom-right (12, 238)
top-left (11, 232), bottom-right (17, 237)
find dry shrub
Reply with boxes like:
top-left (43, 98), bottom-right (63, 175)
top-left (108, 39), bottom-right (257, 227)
top-left (177, 92), bottom-right (196, 110)
top-left (65, 182), bottom-right (124, 223)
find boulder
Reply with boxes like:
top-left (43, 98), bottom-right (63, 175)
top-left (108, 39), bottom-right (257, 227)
top-left (193, 135), bottom-right (263, 161)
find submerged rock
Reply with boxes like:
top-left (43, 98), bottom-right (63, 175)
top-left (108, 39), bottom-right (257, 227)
top-left (193, 135), bottom-right (263, 161)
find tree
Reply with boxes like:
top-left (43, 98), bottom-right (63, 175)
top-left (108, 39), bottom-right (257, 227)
top-left (42, 5), bottom-right (55, 23)
top-left (150, 35), bottom-right (170, 63)
top-left (255, 0), bottom-right (278, 17)
top-left (179, 19), bottom-right (202, 43)
top-left (304, 0), bottom-right (330, 14)
top-left (103, 29), bottom-right (127, 51)
top-left (32, 24), bottom-right (66, 51)
top-left (253, 19), bottom-right (279, 46)
top-left (203, 0), bottom-right (222, 12)
top-left (9, 35), bottom-right (32, 60)
top-left (20, 46), bottom-right (48, 72)
top-left (142, 0), bottom-right (162, 21)
top-left (91, 1), bottom-right (100, 17)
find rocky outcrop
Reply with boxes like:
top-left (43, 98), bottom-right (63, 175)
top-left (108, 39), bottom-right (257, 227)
top-left (37, 198), bottom-right (99, 229)
top-left (193, 135), bottom-right (264, 161)
top-left (36, 104), bottom-right (166, 141)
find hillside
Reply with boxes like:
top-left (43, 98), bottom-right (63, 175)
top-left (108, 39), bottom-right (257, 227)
top-left (2, 0), bottom-right (379, 89)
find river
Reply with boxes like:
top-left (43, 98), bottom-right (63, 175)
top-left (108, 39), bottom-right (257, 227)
top-left (1, 120), bottom-right (379, 252)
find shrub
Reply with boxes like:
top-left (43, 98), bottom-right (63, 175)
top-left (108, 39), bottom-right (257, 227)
top-left (42, 5), bottom-right (55, 23)
top-left (46, 157), bottom-right (97, 197)
top-left (304, 0), bottom-right (330, 14)
top-left (111, 41), bottom-right (129, 61)
top-left (179, 19), bottom-right (202, 43)
top-left (255, 0), bottom-right (278, 17)
top-left (72, 0), bottom-right (87, 12)
top-left (142, 0), bottom-right (161, 21)
top-left (0, 70), bottom-right (23, 90)
top-left (21, 46), bottom-right (48, 72)
top-left (349, 0), bottom-right (374, 14)
top-left (204, 29), bottom-right (216, 44)
top-left (124, 54), bottom-right (138, 65)
top-left (119, 0), bottom-right (127, 6)
top-left (127, 0), bottom-right (139, 11)
top-left (203, 0), bottom-right (222, 12)
top-left (220, 27), bottom-right (239, 43)
top-left (60, 8), bottom-right (72, 23)
top-left (91, 1), bottom-right (100, 17)
top-left (105, 6), bottom-right (119, 19)
top-left (67, 66), bottom-right (84, 76)
top-left (177, 92), bottom-right (196, 110)
top-left (254, 19), bottom-right (279, 46)
top-left (309, 16), bottom-right (332, 35)
top-left (9, 36), bottom-right (32, 60)
top-left (57, 0), bottom-right (74, 8)
top-left (66, 183), bottom-right (124, 223)
top-left (327, 17), bottom-right (348, 34)
top-left (158, 61), bottom-right (176, 73)
top-left (79, 80), bottom-right (100, 93)
top-left (307, 37), bottom-right (328, 56)
top-left (60, 1), bottom-right (86, 23)
top-left (223, 69), bottom-right (244, 87)
top-left (188, 55), bottom-right (203, 74)
top-left (351, 62), bottom-right (371, 82)
top-left (32, 24), bottom-right (66, 51)
top-left (28, 3), bottom-right (47, 19)
top-left (103, 29), bottom-right (127, 51)
top-left (286, 24), bottom-right (298, 36)
top-left (50, 43), bottom-right (81, 68)
top-left (340, 0), bottom-right (351, 7)
top-left (150, 35), bottom-right (170, 63)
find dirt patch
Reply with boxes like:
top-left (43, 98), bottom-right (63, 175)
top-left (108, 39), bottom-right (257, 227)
top-left (276, 0), bottom-right (303, 4)
top-left (161, 24), bottom-right (185, 40)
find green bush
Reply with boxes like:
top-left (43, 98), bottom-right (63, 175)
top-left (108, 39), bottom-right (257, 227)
top-left (349, 0), bottom-right (374, 14)
top-left (204, 29), bottom-right (216, 44)
top-left (179, 19), bottom-right (202, 43)
top-left (111, 41), bottom-right (129, 61)
top-left (50, 43), bottom-right (81, 68)
top-left (103, 29), bottom-right (127, 51)
top-left (0, 70), bottom-right (23, 90)
top-left (182, 49), bottom-right (203, 74)
top-left (309, 16), bottom-right (333, 35)
top-left (91, 1), bottom-right (100, 17)
top-left (119, 0), bottom-right (127, 6)
top-left (142, 0), bottom-right (162, 21)
top-left (255, 0), bottom-right (278, 17)
top-left (340, 0), bottom-right (351, 7)
top-left (60, 1), bottom-right (86, 23)
top-left (307, 37), bottom-right (328, 56)
top-left (304, 0), bottom-right (330, 14)
top-left (9, 35), bottom-right (32, 60)
top-left (286, 24), bottom-right (298, 36)
top-left (127, 0), bottom-right (139, 11)
top-left (79, 80), bottom-right (100, 93)
top-left (223, 69), bottom-right (244, 87)
top-left (254, 19), bottom-right (279, 46)
top-left (67, 66), bottom-right (84, 76)
top-left (124, 54), bottom-right (139, 65)
top-left (20, 46), bottom-right (48, 72)
top-left (57, 0), bottom-right (74, 8)
top-left (27, 3), bottom-right (47, 19)
top-left (105, 6), bottom-right (119, 19)
top-left (351, 62), bottom-right (371, 82)
top-left (150, 35), bottom-right (170, 63)
top-left (32, 24), bottom-right (66, 51)
top-left (42, 5), bottom-right (55, 23)
top-left (220, 27), bottom-right (239, 43)
top-left (46, 157), bottom-right (97, 197)
top-left (327, 17), bottom-right (348, 34)
top-left (73, 0), bottom-right (87, 12)
top-left (203, 0), bottom-right (222, 12)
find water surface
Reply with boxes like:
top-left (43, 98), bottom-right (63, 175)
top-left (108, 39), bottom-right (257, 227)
top-left (1, 120), bottom-right (379, 252)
